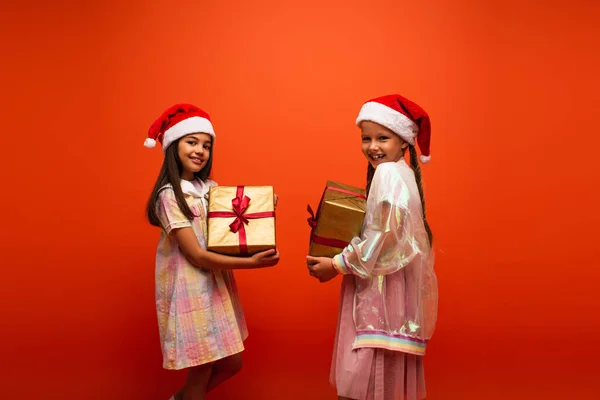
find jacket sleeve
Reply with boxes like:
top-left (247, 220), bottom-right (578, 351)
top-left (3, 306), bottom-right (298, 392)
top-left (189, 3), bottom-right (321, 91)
top-left (332, 163), bottom-right (422, 278)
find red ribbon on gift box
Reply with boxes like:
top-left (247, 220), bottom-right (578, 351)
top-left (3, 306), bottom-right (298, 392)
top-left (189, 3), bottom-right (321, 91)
top-left (208, 186), bottom-right (275, 255)
top-left (307, 186), bottom-right (366, 250)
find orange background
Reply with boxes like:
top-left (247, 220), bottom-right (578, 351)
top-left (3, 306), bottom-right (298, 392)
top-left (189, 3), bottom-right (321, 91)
top-left (1, 0), bottom-right (599, 399)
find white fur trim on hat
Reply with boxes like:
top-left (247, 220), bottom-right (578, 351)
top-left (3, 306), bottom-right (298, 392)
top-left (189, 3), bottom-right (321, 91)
top-left (419, 154), bottom-right (431, 164)
top-left (356, 102), bottom-right (418, 145)
top-left (162, 116), bottom-right (215, 153)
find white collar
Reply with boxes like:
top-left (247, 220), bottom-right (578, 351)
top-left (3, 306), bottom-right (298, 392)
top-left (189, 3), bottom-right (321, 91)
top-left (180, 179), bottom-right (209, 199)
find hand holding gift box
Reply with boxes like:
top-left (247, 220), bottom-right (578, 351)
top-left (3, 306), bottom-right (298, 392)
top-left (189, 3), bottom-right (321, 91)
top-left (307, 181), bottom-right (367, 258)
top-left (207, 186), bottom-right (276, 256)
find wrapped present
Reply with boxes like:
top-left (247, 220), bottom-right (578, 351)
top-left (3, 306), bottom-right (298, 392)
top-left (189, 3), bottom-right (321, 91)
top-left (307, 180), bottom-right (366, 258)
top-left (207, 186), bottom-right (276, 256)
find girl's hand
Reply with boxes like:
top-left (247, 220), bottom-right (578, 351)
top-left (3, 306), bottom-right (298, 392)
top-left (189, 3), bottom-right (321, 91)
top-left (306, 255), bottom-right (338, 283)
top-left (251, 248), bottom-right (280, 267)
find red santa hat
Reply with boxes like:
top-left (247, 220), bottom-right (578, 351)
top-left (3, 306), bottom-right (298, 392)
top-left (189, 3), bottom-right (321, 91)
top-left (145, 103), bottom-right (215, 153)
top-left (356, 94), bottom-right (432, 163)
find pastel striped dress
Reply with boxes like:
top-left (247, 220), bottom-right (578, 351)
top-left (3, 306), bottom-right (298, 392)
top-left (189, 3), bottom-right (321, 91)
top-left (154, 179), bottom-right (248, 370)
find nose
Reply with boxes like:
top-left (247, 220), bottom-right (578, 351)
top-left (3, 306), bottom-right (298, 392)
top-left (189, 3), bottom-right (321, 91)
top-left (368, 141), bottom-right (379, 152)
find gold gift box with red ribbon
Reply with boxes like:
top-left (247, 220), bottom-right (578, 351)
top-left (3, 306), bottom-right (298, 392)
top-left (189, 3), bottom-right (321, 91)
top-left (307, 180), bottom-right (367, 258)
top-left (207, 186), bottom-right (276, 256)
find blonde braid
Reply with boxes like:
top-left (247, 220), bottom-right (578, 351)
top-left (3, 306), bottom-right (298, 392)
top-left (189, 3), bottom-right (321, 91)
top-left (366, 163), bottom-right (375, 197)
top-left (409, 145), bottom-right (433, 245)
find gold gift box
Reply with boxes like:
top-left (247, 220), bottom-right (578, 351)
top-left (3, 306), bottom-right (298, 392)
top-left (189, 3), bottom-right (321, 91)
top-left (207, 186), bottom-right (276, 256)
top-left (308, 180), bottom-right (366, 258)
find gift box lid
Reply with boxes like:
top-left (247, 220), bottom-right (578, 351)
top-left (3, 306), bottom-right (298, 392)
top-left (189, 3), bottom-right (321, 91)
top-left (322, 180), bottom-right (366, 213)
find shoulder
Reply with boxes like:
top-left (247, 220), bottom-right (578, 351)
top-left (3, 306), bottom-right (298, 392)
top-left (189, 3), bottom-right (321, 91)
top-left (372, 161), bottom-right (403, 184)
top-left (158, 183), bottom-right (174, 196)
top-left (157, 184), bottom-right (177, 204)
top-left (375, 161), bottom-right (415, 181)
top-left (370, 162), bottom-right (414, 206)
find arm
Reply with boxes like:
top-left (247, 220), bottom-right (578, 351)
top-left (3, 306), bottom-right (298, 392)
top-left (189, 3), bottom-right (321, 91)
top-left (307, 201), bottom-right (403, 280)
top-left (308, 164), bottom-right (419, 280)
top-left (331, 200), bottom-right (412, 278)
top-left (157, 187), bottom-right (279, 270)
top-left (173, 227), bottom-right (279, 270)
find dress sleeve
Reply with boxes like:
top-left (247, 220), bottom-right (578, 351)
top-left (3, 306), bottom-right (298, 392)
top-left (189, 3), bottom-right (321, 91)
top-left (156, 187), bottom-right (192, 234)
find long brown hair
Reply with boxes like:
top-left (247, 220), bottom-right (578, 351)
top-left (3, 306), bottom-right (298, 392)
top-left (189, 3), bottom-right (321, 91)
top-left (146, 138), bottom-right (213, 227)
top-left (365, 145), bottom-right (433, 245)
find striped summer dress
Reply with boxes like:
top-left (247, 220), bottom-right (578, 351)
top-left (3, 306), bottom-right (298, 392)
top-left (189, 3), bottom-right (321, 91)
top-left (154, 178), bottom-right (248, 370)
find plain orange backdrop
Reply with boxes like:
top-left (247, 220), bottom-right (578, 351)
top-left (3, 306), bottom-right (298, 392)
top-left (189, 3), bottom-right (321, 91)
top-left (1, 0), bottom-right (599, 399)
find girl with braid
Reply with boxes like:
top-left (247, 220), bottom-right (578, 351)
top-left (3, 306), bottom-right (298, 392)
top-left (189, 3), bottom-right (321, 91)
top-left (306, 95), bottom-right (439, 400)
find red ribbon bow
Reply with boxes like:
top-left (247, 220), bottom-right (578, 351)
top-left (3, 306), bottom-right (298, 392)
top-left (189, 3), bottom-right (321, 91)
top-left (307, 186), bottom-right (366, 250)
top-left (229, 193), bottom-right (251, 233)
top-left (208, 186), bottom-right (275, 255)
top-left (307, 205), bottom-right (317, 228)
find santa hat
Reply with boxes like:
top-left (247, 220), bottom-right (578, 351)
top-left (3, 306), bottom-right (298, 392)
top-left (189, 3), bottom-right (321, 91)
top-left (145, 103), bottom-right (215, 153)
top-left (356, 94), bottom-right (432, 163)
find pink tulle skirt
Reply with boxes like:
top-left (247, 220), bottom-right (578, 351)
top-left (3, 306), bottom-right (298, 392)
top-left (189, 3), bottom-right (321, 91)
top-left (330, 275), bottom-right (427, 400)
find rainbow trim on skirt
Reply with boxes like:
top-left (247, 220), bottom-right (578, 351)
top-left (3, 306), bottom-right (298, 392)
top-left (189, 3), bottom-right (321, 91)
top-left (353, 331), bottom-right (427, 356)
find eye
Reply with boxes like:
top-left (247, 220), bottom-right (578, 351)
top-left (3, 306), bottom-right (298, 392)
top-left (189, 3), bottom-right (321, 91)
top-left (187, 140), bottom-right (197, 146)
top-left (378, 135), bottom-right (389, 141)
top-left (361, 137), bottom-right (370, 142)
top-left (204, 144), bottom-right (212, 150)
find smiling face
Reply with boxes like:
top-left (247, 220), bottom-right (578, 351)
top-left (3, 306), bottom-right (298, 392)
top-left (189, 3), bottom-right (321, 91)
top-left (177, 133), bottom-right (213, 180)
top-left (360, 121), bottom-right (408, 168)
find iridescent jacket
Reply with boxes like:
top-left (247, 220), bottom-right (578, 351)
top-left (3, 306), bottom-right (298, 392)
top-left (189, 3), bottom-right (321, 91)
top-left (332, 159), bottom-right (438, 356)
